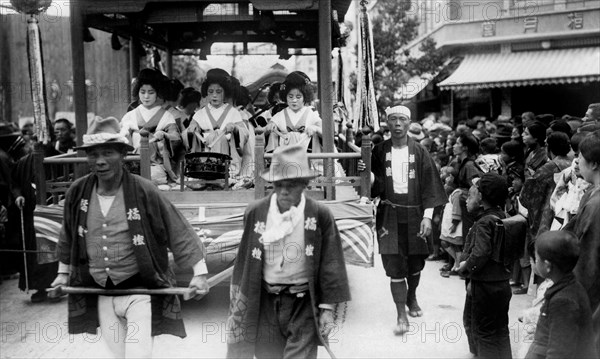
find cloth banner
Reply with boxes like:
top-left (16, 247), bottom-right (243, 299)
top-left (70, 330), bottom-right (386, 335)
top-left (33, 200), bottom-right (374, 282)
top-left (353, 3), bottom-right (379, 132)
top-left (26, 16), bottom-right (52, 144)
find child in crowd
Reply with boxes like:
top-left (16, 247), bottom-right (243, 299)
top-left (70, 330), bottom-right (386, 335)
top-left (440, 167), bottom-right (463, 277)
top-left (525, 231), bottom-right (596, 359)
top-left (477, 137), bottom-right (501, 174)
top-left (550, 132), bottom-right (590, 229)
top-left (500, 140), bottom-right (526, 289)
top-left (459, 172), bottom-right (512, 359)
top-left (440, 165), bottom-right (456, 196)
top-left (500, 140), bottom-right (525, 216)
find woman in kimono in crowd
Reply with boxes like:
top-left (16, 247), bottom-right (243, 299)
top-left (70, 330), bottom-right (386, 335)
top-left (564, 130), bottom-right (600, 356)
top-left (184, 68), bottom-right (246, 178)
top-left (120, 68), bottom-right (181, 186)
top-left (265, 71), bottom-right (321, 153)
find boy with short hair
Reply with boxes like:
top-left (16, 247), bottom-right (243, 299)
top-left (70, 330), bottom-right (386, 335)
top-left (458, 172), bottom-right (512, 359)
top-left (525, 231), bottom-right (596, 359)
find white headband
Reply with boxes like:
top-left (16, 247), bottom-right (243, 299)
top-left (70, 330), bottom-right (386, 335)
top-left (385, 105), bottom-right (411, 120)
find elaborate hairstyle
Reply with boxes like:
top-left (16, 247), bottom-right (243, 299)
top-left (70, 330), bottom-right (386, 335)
top-left (236, 86), bottom-right (251, 107)
top-left (200, 68), bottom-right (233, 99)
top-left (132, 68), bottom-right (168, 99)
top-left (179, 89), bottom-right (202, 108)
top-left (164, 78), bottom-right (184, 102)
top-left (280, 71), bottom-right (314, 104)
top-left (267, 82), bottom-right (283, 105)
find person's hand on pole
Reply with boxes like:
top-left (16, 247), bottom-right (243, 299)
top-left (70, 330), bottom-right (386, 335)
top-left (188, 274), bottom-right (210, 300)
top-left (319, 308), bottom-right (335, 338)
top-left (15, 196), bottom-right (25, 209)
top-left (50, 273), bottom-right (69, 288)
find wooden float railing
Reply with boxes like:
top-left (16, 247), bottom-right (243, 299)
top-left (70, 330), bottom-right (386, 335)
top-left (34, 132), bottom-right (151, 205)
top-left (35, 127), bottom-right (372, 204)
top-left (254, 128), bottom-right (371, 201)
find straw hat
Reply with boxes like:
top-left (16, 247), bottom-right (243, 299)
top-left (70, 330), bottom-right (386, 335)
top-left (261, 144), bottom-right (318, 182)
top-left (407, 122), bottom-right (425, 140)
top-left (75, 116), bottom-right (133, 151)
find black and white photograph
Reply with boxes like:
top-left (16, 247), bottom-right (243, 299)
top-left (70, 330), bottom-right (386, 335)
top-left (1, 0), bottom-right (599, 358)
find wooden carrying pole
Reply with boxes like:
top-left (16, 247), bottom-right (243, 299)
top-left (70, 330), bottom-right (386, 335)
top-left (48, 286), bottom-right (207, 301)
top-left (47, 267), bottom-right (234, 300)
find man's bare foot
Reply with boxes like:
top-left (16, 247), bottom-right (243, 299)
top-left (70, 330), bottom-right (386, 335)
top-left (393, 310), bottom-right (410, 335)
top-left (407, 299), bottom-right (423, 317)
top-left (393, 320), bottom-right (409, 335)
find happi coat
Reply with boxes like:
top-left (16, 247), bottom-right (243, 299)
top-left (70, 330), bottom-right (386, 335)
top-left (226, 195), bottom-right (350, 356)
top-left (57, 170), bottom-right (206, 337)
top-left (371, 138), bottom-right (447, 255)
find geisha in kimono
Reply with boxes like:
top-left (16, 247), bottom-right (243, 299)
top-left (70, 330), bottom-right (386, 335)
top-left (365, 105), bottom-right (446, 336)
top-left (120, 68), bottom-right (181, 185)
top-left (265, 71), bottom-right (322, 154)
top-left (184, 68), bottom-right (247, 177)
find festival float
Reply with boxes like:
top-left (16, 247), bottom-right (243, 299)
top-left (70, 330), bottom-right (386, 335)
top-left (19, 0), bottom-right (378, 289)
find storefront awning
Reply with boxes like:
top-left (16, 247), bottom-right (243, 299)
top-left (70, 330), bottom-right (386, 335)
top-left (398, 76), bottom-right (434, 100)
top-left (398, 58), bottom-right (455, 100)
top-left (438, 47), bottom-right (600, 91)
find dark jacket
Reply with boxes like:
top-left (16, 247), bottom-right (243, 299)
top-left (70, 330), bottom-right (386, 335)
top-left (461, 207), bottom-right (511, 282)
top-left (226, 195), bottom-right (350, 357)
top-left (525, 273), bottom-right (596, 359)
top-left (456, 155), bottom-right (482, 190)
top-left (371, 138), bottom-right (447, 254)
top-left (58, 170), bottom-right (206, 337)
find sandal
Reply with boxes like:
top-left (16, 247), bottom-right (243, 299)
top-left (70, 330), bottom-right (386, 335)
top-left (439, 263), bottom-right (453, 272)
top-left (513, 287), bottom-right (528, 295)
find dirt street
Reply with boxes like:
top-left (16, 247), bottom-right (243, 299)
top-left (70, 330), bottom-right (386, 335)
top-left (1, 258), bottom-right (532, 358)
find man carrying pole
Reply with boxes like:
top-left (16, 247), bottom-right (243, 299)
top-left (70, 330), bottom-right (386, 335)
top-left (226, 144), bottom-right (351, 358)
top-left (50, 117), bottom-right (209, 358)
